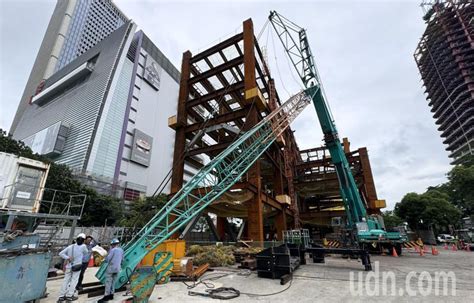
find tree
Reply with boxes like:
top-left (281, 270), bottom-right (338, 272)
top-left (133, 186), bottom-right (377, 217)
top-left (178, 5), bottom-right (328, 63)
top-left (121, 194), bottom-right (168, 228)
top-left (457, 154), bottom-right (474, 167)
top-left (382, 210), bottom-right (403, 230)
top-left (0, 129), bottom-right (42, 160)
top-left (394, 190), bottom-right (461, 234)
top-left (79, 188), bottom-right (124, 226)
top-left (445, 164), bottom-right (474, 217)
top-left (44, 163), bottom-right (82, 193)
top-left (394, 193), bottom-right (427, 229)
top-left (394, 155), bottom-right (473, 233)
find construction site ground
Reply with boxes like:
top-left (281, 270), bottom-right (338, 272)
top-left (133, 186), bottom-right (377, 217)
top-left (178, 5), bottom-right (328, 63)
top-left (43, 249), bottom-right (473, 303)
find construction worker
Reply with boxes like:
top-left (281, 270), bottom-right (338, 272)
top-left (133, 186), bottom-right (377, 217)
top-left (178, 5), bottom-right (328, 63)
top-left (76, 235), bottom-right (96, 290)
top-left (98, 238), bottom-right (124, 302)
top-left (57, 233), bottom-right (88, 302)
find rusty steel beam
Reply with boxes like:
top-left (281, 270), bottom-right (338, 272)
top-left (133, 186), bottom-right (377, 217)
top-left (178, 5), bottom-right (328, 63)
top-left (304, 202), bottom-right (344, 210)
top-left (186, 82), bottom-right (245, 109)
top-left (170, 18), bottom-right (300, 243)
top-left (190, 32), bottom-right (243, 64)
top-left (188, 55), bottom-right (244, 85)
top-left (219, 50), bottom-right (242, 81)
top-left (259, 192), bottom-right (293, 216)
top-left (189, 64), bottom-right (246, 129)
top-left (242, 18), bottom-right (265, 242)
top-left (296, 153), bottom-right (360, 171)
top-left (185, 156), bottom-right (204, 170)
top-left (187, 141), bottom-right (229, 157)
top-left (203, 56), bottom-right (248, 110)
top-left (358, 147), bottom-right (378, 208)
top-left (300, 210), bottom-right (346, 219)
top-left (190, 182), bottom-right (249, 197)
top-left (171, 51), bottom-right (192, 194)
top-left (185, 107), bottom-right (248, 133)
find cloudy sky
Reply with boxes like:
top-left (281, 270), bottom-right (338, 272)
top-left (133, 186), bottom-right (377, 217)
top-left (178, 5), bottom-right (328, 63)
top-left (0, 0), bottom-right (452, 209)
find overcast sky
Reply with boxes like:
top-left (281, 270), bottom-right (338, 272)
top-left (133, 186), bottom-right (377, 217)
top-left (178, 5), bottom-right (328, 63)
top-left (0, 0), bottom-right (452, 209)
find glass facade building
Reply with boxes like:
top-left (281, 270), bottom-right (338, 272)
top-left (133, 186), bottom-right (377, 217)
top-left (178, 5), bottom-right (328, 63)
top-left (55, 0), bottom-right (127, 72)
top-left (10, 0), bottom-right (128, 133)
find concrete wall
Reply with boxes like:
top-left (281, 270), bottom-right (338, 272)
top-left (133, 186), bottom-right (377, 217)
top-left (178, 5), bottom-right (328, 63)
top-left (119, 47), bottom-right (179, 195)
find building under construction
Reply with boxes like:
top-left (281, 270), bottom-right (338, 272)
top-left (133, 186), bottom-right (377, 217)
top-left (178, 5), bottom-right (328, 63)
top-left (414, 0), bottom-right (474, 164)
top-left (169, 19), bottom-right (385, 243)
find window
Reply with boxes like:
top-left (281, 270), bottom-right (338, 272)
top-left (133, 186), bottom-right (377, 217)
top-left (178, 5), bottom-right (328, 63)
top-left (123, 188), bottom-right (141, 201)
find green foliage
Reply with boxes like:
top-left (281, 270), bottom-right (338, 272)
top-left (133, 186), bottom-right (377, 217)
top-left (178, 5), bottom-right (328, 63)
top-left (395, 190), bottom-right (462, 233)
top-left (1, 129), bottom-right (124, 226)
top-left (446, 164), bottom-right (474, 217)
top-left (457, 154), bottom-right (474, 167)
top-left (394, 155), bottom-right (473, 230)
top-left (120, 194), bottom-right (168, 228)
top-left (382, 211), bottom-right (403, 229)
top-left (0, 129), bottom-right (42, 160)
top-left (80, 189), bottom-right (124, 226)
top-left (45, 163), bottom-right (82, 193)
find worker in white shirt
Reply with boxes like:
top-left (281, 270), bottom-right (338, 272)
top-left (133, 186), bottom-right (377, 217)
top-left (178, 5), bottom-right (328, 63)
top-left (98, 238), bottom-right (124, 302)
top-left (57, 233), bottom-right (88, 302)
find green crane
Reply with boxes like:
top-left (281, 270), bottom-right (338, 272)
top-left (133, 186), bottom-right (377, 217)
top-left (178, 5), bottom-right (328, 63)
top-left (268, 11), bottom-right (406, 253)
top-left (96, 90), bottom-right (313, 288)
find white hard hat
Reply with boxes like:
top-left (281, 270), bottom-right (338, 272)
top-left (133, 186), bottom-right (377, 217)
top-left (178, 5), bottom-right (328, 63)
top-left (77, 233), bottom-right (86, 239)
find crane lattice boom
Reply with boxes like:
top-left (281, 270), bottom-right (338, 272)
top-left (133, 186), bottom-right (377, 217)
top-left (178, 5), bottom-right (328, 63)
top-left (96, 90), bottom-right (312, 288)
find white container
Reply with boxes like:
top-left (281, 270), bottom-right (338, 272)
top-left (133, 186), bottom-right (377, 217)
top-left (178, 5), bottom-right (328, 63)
top-left (0, 152), bottom-right (50, 212)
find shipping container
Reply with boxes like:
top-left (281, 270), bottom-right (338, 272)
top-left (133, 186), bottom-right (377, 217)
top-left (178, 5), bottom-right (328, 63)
top-left (0, 152), bottom-right (50, 212)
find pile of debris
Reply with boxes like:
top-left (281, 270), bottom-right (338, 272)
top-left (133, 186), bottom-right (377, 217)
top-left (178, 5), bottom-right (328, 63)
top-left (186, 244), bottom-right (263, 268)
top-left (186, 245), bottom-right (236, 267)
top-left (233, 246), bottom-right (262, 261)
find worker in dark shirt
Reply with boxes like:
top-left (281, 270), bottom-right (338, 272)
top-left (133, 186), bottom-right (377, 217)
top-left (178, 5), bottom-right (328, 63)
top-left (76, 235), bottom-right (96, 290)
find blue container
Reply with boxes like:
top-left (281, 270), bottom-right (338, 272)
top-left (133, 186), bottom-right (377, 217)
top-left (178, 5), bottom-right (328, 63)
top-left (0, 248), bottom-right (52, 303)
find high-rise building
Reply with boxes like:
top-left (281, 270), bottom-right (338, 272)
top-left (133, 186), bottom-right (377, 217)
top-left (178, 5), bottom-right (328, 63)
top-left (12, 19), bottom-right (199, 203)
top-left (13, 22), bottom-right (139, 179)
top-left (10, 0), bottom-right (201, 202)
top-left (10, 0), bottom-right (128, 134)
top-left (414, 0), bottom-right (473, 164)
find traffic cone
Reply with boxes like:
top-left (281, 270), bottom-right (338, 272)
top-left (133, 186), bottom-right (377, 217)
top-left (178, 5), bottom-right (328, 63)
top-left (392, 247), bottom-right (399, 257)
top-left (452, 244), bottom-right (457, 251)
top-left (431, 246), bottom-right (439, 256)
top-left (419, 246), bottom-right (425, 256)
top-left (443, 243), bottom-right (448, 250)
top-left (88, 255), bottom-right (94, 267)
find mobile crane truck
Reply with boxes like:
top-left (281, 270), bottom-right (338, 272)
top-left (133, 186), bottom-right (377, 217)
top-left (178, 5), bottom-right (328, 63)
top-left (268, 11), bottom-right (407, 255)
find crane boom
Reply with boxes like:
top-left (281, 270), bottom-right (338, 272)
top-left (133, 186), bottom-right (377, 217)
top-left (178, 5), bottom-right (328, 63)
top-left (269, 10), bottom-right (367, 227)
top-left (96, 90), bottom-right (312, 288)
